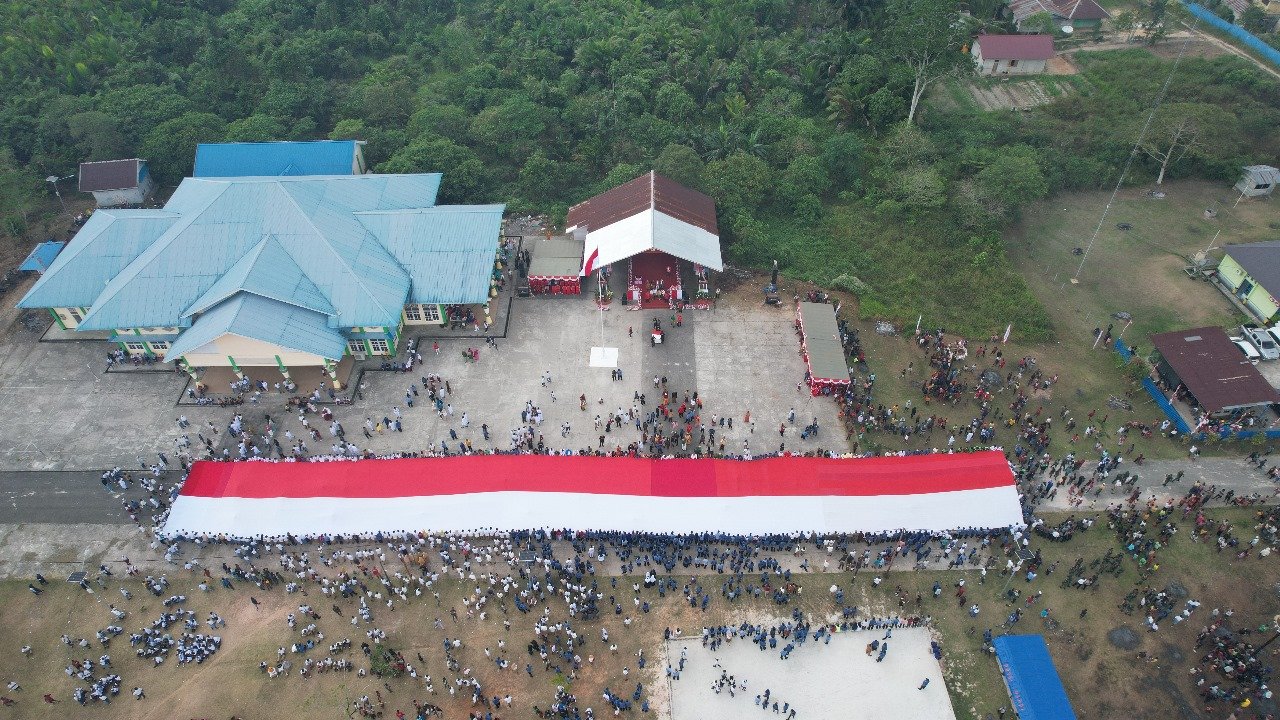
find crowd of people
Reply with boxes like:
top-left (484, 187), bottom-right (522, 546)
top-left (8, 304), bottom-right (1280, 719)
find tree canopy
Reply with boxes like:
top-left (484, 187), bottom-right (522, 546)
top-left (0, 0), bottom-right (1276, 340)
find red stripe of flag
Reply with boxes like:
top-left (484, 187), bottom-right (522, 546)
top-left (178, 452), bottom-right (1014, 500)
top-left (582, 246), bottom-right (599, 276)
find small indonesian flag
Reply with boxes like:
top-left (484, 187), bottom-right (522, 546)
top-left (582, 246), bottom-right (599, 277)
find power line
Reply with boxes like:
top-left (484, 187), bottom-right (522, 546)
top-left (1072, 14), bottom-right (1201, 283)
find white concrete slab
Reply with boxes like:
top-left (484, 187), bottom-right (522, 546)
top-left (666, 626), bottom-right (957, 720)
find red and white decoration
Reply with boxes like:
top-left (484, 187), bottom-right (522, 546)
top-left (163, 451), bottom-right (1024, 538)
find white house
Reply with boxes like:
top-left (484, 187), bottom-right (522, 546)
top-left (971, 34), bottom-right (1055, 76)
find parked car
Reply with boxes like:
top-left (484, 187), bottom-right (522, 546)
top-left (1241, 324), bottom-right (1280, 360)
top-left (1266, 324), bottom-right (1280, 349)
top-left (1231, 336), bottom-right (1262, 364)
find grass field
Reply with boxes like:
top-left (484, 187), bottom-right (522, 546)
top-left (0, 507), bottom-right (1275, 720)
top-left (1007, 179), bottom-right (1276, 347)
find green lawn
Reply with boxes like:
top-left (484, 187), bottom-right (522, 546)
top-left (1006, 179), bottom-right (1275, 350)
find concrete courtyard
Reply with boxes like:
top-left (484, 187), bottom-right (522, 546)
top-left (666, 626), bottom-right (957, 720)
top-left (0, 286), bottom-right (843, 473)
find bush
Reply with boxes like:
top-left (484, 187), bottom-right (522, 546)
top-left (370, 645), bottom-right (406, 678)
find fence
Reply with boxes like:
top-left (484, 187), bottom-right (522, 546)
top-left (1113, 339), bottom-right (1194, 433)
top-left (1182, 2), bottom-right (1280, 69)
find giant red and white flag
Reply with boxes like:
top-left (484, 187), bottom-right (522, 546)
top-left (163, 451), bottom-right (1023, 539)
top-left (581, 245), bottom-right (599, 277)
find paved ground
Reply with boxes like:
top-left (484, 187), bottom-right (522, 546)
top-left (0, 283), bottom-right (840, 473)
top-left (0, 471), bottom-right (133, 524)
top-left (666, 627), bottom-right (955, 720)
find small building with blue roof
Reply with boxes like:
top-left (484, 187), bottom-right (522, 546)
top-left (194, 140), bottom-right (367, 178)
top-left (992, 635), bottom-right (1077, 720)
top-left (18, 172), bottom-right (504, 388)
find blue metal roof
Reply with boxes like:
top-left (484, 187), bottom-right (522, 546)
top-left (182, 235), bottom-right (336, 319)
top-left (163, 292), bottom-right (346, 361)
top-left (355, 205), bottom-right (505, 305)
top-left (18, 210), bottom-right (180, 309)
top-left (993, 635), bottom-right (1077, 720)
top-left (194, 140), bottom-right (363, 178)
top-left (76, 174), bottom-right (441, 330)
top-left (18, 241), bottom-right (66, 273)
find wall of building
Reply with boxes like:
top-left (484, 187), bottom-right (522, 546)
top-left (51, 307), bottom-right (90, 330)
top-left (402, 303), bottom-right (445, 326)
top-left (975, 54), bottom-right (1047, 75)
top-left (1218, 254), bottom-right (1280, 322)
top-left (91, 187), bottom-right (147, 208)
top-left (344, 326), bottom-right (399, 356)
top-left (179, 333), bottom-right (330, 368)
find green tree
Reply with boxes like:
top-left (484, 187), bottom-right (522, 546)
top-left (224, 115), bottom-right (289, 142)
top-left (1112, 11), bottom-right (1138, 42)
top-left (883, 0), bottom-right (971, 124)
top-left (974, 147), bottom-right (1049, 215)
top-left (779, 155), bottom-right (830, 210)
top-left (67, 111), bottom-right (129, 161)
top-left (1023, 12), bottom-right (1058, 35)
top-left (140, 112), bottom-right (227, 184)
top-left (378, 136), bottom-right (488, 203)
top-left (1136, 102), bottom-right (1241, 184)
top-left (702, 151), bottom-right (770, 216)
top-left (1240, 6), bottom-right (1272, 34)
top-left (653, 143), bottom-right (706, 188)
top-left (517, 150), bottom-right (559, 204)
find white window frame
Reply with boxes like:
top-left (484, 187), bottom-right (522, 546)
top-left (68, 307), bottom-right (83, 323)
top-left (149, 341), bottom-right (170, 351)
top-left (124, 341), bottom-right (146, 352)
top-left (347, 339), bottom-right (366, 355)
top-left (422, 304), bottom-right (441, 323)
top-left (369, 338), bottom-right (390, 354)
top-left (404, 304), bottom-right (422, 322)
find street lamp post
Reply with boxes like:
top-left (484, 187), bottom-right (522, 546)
top-left (45, 174), bottom-right (74, 215)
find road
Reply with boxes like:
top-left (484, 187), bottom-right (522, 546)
top-left (1039, 455), bottom-right (1279, 511)
top-left (0, 470), bottom-right (134, 524)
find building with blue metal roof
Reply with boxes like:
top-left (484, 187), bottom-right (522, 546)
top-left (992, 635), bottom-right (1077, 720)
top-left (193, 140), bottom-right (367, 178)
top-left (18, 173), bottom-right (504, 386)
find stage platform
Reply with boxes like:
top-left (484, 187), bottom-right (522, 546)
top-left (163, 451), bottom-right (1024, 538)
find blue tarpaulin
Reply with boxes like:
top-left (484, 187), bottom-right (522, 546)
top-left (993, 635), bottom-right (1077, 720)
top-left (18, 241), bottom-right (65, 273)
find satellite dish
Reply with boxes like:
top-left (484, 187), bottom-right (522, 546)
top-left (1061, 25), bottom-right (1074, 34)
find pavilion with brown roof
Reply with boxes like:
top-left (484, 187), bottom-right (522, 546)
top-left (566, 171), bottom-right (721, 307)
top-left (1149, 326), bottom-right (1280, 415)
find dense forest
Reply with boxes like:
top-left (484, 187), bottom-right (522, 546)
top-left (1, 0), bottom-right (1277, 338)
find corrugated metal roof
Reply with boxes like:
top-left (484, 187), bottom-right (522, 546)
top-left (163, 293), bottom-right (346, 361)
top-left (566, 172), bottom-right (722, 271)
top-left (1149, 325), bottom-right (1279, 413)
top-left (355, 204), bottom-right (505, 305)
top-left (17, 210), bottom-right (180, 309)
top-left (76, 175), bottom-right (442, 330)
top-left (1224, 240), bottom-right (1280, 296)
top-left (194, 141), bottom-right (362, 178)
top-left (799, 302), bottom-right (848, 382)
top-left (18, 241), bottom-right (66, 273)
top-left (78, 159), bottom-right (143, 192)
top-left (182, 235), bottom-right (336, 319)
top-left (528, 236), bottom-right (586, 278)
top-left (975, 34), bottom-right (1055, 61)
